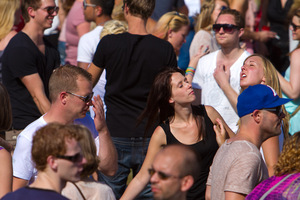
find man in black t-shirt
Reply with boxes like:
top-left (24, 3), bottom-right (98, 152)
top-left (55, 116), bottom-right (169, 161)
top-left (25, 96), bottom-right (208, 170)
top-left (88, 0), bottom-right (177, 198)
top-left (2, 0), bottom-right (60, 130)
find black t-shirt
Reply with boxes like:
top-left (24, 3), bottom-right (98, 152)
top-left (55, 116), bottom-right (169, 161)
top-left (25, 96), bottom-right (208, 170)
top-left (2, 32), bottom-right (60, 129)
top-left (93, 33), bottom-right (177, 138)
top-left (159, 105), bottom-right (219, 200)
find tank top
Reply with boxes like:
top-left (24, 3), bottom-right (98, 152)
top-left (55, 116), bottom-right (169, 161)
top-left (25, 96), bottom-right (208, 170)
top-left (159, 105), bottom-right (219, 200)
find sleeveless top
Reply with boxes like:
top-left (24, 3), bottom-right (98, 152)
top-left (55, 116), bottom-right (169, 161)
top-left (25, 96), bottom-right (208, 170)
top-left (159, 105), bottom-right (219, 200)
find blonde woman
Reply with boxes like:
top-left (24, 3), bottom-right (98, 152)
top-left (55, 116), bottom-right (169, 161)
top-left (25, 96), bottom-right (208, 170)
top-left (189, 0), bottom-right (229, 58)
top-left (62, 125), bottom-right (116, 200)
top-left (0, 0), bottom-right (20, 83)
top-left (152, 11), bottom-right (189, 56)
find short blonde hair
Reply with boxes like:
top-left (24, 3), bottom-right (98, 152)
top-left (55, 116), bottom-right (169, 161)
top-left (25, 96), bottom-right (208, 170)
top-left (100, 20), bottom-right (128, 39)
top-left (152, 11), bottom-right (189, 40)
top-left (0, 0), bottom-right (20, 40)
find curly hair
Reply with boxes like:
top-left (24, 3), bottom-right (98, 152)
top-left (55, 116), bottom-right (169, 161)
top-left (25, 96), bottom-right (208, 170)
top-left (274, 132), bottom-right (300, 176)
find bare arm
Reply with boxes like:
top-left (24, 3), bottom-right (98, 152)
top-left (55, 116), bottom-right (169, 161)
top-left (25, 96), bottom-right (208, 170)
top-left (213, 64), bottom-right (239, 113)
top-left (277, 49), bottom-right (300, 99)
top-left (225, 191), bottom-right (246, 200)
top-left (92, 95), bottom-right (117, 176)
top-left (241, 29), bottom-right (276, 42)
top-left (76, 22), bottom-right (90, 38)
top-left (20, 73), bottom-right (50, 114)
top-left (229, 0), bottom-right (248, 18)
top-left (87, 63), bottom-right (104, 87)
top-left (205, 105), bottom-right (235, 140)
top-left (12, 177), bottom-right (28, 191)
top-left (261, 136), bottom-right (280, 176)
top-left (205, 185), bottom-right (211, 200)
top-left (78, 62), bottom-right (90, 70)
top-left (0, 149), bottom-right (12, 198)
top-left (120, 126), bottom-right (166, 200)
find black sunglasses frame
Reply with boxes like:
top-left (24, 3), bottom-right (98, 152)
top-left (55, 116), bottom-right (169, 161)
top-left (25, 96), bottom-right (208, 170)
top-left (56, 152), bottom-right (83, 163)
top-left (42, 6), bottom-right (59, 15)
top-left (212, 24), bottom-right (239, 34)
top-left (148, 168), bottom-right (181, 180)
top-left (291, 22), bottom-right (300, 31)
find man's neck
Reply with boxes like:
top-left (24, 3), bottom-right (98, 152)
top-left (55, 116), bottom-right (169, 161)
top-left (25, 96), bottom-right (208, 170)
top-left (22, 23), bottom-right (44, 46)
top-left (95, 15), bottom-right (111, 26)
top-left (228, 128), bottom-right (262, 149)
top-left (220, 46), bottom-right (243, 60)
top-left (127, 16), bottom-right (148, 35)
top-left (43, 106), bottom-right (75, 125)
top-left (29, 171), bottom-right (65, 193)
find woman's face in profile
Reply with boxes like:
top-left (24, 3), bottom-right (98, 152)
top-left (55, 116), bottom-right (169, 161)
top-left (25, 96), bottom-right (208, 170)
top-left (167, 25), bottom-right (189, 55)
top-left (211, 0), bottom-right (229, 23)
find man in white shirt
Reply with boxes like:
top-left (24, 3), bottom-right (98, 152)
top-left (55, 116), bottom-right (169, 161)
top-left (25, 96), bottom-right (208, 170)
top-left (12, 65), bottom-right (117, 191)
top-left (192, 9), bottom-right (251, 133)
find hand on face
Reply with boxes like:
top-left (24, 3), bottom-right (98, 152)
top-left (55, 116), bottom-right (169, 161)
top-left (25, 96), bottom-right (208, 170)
top-left (92, 95), bottom-right (107, 132)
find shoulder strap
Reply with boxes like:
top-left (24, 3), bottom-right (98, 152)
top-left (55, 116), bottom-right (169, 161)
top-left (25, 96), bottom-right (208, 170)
top-left (71, 182), bottom-right (86, 200)
top-left (259, 174), bottom-right (293, 200)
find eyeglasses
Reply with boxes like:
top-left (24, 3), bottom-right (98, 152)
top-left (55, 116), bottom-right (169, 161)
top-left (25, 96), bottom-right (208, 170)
top-left (41, 6), bottom-right (59, 15)
top-left (83, 0), bottom-right (96, 10)
top-left (148, 168), bottom-right (181, 180)
top-left (57, 152), bottom-right (83, 163)
top-left (212, 24), bottom-right (239, 33)
top-left (262, 106), bottom-right (283, 117)
top-left (66, 91), bottom-right (94, 103)
top-left (291, 22), bottom-right (300, 31)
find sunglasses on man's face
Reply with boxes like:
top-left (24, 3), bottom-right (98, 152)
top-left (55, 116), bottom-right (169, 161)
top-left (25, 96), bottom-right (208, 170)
top-left (42, 6), bottom-right (59, 15)
top-left (83, 0), bottom-right (96, 10)
top-left (291, 22), bottom-right (300, 31)
top-left (56, 152), bottom-right (83, 163)
top-left (148, 168), bottom-right (181, 180)
top-left (212, 24), bottom-right (239, 34)
top-left (66, 91), bottom-right (94, 103)
top-left (262, 106), bottom-right (283, 117)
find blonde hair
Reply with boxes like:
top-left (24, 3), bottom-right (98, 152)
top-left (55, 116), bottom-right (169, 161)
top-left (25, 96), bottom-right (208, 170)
top-left (76, 125), bottom-right (100, 178)
top-left (100, 20), bottom-right (128, 39)
top-left (0, 0), bottom-right (20, 40)
top-left (152, 11), bottom-right (189, 40)
top-left (195, 0), bottom-right (229, 32)
top-left (274, 132), bottom-right (300, 176)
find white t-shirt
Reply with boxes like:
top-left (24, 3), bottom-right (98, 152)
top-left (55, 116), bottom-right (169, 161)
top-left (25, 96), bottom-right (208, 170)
top-left (192, 50), bottom-right (251, 133)
top-left (13, 115), bottom-right (99, 181)
top-left (77, 26), bottom-right (107, 117)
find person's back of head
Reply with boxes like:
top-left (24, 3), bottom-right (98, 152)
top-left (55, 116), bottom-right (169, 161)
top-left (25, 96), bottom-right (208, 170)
top-left (124, 0), bottom-right (155, 20)
top-left (100, 19), bottom-right (128, 39)
top-left (49, 64), bottom-right (92, 102)
top-left (90, 0), bottom-right (114, 16)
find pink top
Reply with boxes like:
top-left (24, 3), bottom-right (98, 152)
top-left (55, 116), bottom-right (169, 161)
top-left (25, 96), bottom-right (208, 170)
top-left (65, 0), bottom-right (87, 65)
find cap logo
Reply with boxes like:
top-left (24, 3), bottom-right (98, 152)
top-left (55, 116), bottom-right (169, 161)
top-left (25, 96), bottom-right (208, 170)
top-left (266, 85), bottom-right (277, 97)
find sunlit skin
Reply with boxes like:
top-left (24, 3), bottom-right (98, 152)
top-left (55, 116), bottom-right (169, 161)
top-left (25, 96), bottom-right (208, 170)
top-left (168, 25), bottom-right (189, 55)
top-left (169, 72), bottom-right (196, 106)
top-left (240, 56), bottom-right (266, 90)
top-left (215, 14), bottom-right (240, 47)
top-left (35, 0), bottom-right (58, 29)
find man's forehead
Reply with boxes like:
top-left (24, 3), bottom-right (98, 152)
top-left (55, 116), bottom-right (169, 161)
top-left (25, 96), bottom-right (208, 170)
top-left (216, 14), bottom-right (235, 24)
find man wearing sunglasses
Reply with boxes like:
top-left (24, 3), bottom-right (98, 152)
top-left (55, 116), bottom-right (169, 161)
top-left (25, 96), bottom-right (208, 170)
top-left (2, 0), bottom-right (60, 133)
top-left (206, 84), bottom-right (292, 200)
top-left (2, 123), bottom-right (87, 200)
top-left (12, 65), bottom-right (117, 191)
top-left (192, 9), bottom-right (251, 134)
top-left (150, 144), bottom-right (199, 200)
top-left (87, 0), bottom-right (177, 199)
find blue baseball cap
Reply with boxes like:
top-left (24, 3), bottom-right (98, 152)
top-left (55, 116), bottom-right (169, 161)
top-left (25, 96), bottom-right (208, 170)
top-left (237, 84), bottom-right (292, 118)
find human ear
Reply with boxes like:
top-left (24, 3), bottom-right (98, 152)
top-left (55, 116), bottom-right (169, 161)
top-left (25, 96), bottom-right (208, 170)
top-left (181, 175), bottom-right (194, 192)
top-left (260, 76), bottom-right (266, 84)
top-left (169, 97), bottom-right (174, 104)
top-left (27, 7), bottom-right (36, 19)
top-left (252, 110), bottom-right (261, 123)
top-left (238, 28), bottom-right (244, 38)
top-left (48, 155), bottom-right (58, 171)
top-left (95, 6), bottom-right (103, 16)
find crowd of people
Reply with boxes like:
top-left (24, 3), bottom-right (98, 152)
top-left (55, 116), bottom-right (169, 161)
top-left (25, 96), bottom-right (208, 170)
top-left (0, 0), bottom-right (300, 199)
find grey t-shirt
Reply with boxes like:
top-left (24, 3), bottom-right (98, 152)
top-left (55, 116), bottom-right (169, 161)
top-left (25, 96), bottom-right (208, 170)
top-left (207, 140), bottom-right (269, 199)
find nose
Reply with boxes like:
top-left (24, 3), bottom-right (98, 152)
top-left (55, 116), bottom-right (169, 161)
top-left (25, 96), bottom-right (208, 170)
top-left (219, 27), bottom-right (225, 34)
top-left (150, 172), bottom-right (159, 184)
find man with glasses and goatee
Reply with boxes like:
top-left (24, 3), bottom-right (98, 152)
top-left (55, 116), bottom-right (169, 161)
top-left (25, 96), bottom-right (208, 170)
top-left (2, 123), bottom-right (87, 200)
top-left (192, 9), bottom-right (251, 134)
top-left (2, 0), bottom-right (60, 132)
top-left (12, 65), bottom-right (117, 192)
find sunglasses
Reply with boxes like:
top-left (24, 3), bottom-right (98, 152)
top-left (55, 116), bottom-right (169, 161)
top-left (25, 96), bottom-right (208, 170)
top-left (212, 24), bottom-right (239, 33)
top-left (66, 91), bottom-right (94, 103)
top-left (41, 6), bottom-right (59, 15)
top-left (148, 168), bottom-right (181, 180)
top-left (57, 152), bottom-right (83, 163)
top-left (262, 106), bottom-right (283, 117)
top-left (83, 0), bottom-right (96, 10)
top-left (291, 22), bottom-right (300, 31)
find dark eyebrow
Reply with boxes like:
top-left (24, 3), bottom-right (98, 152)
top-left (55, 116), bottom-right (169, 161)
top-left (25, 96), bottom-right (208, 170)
top-left (177, 80), bottom-right (183, 87)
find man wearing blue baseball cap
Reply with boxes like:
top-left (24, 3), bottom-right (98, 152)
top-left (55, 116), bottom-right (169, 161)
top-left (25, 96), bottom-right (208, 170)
top-left (206, 84), bottom-right (292, 200)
